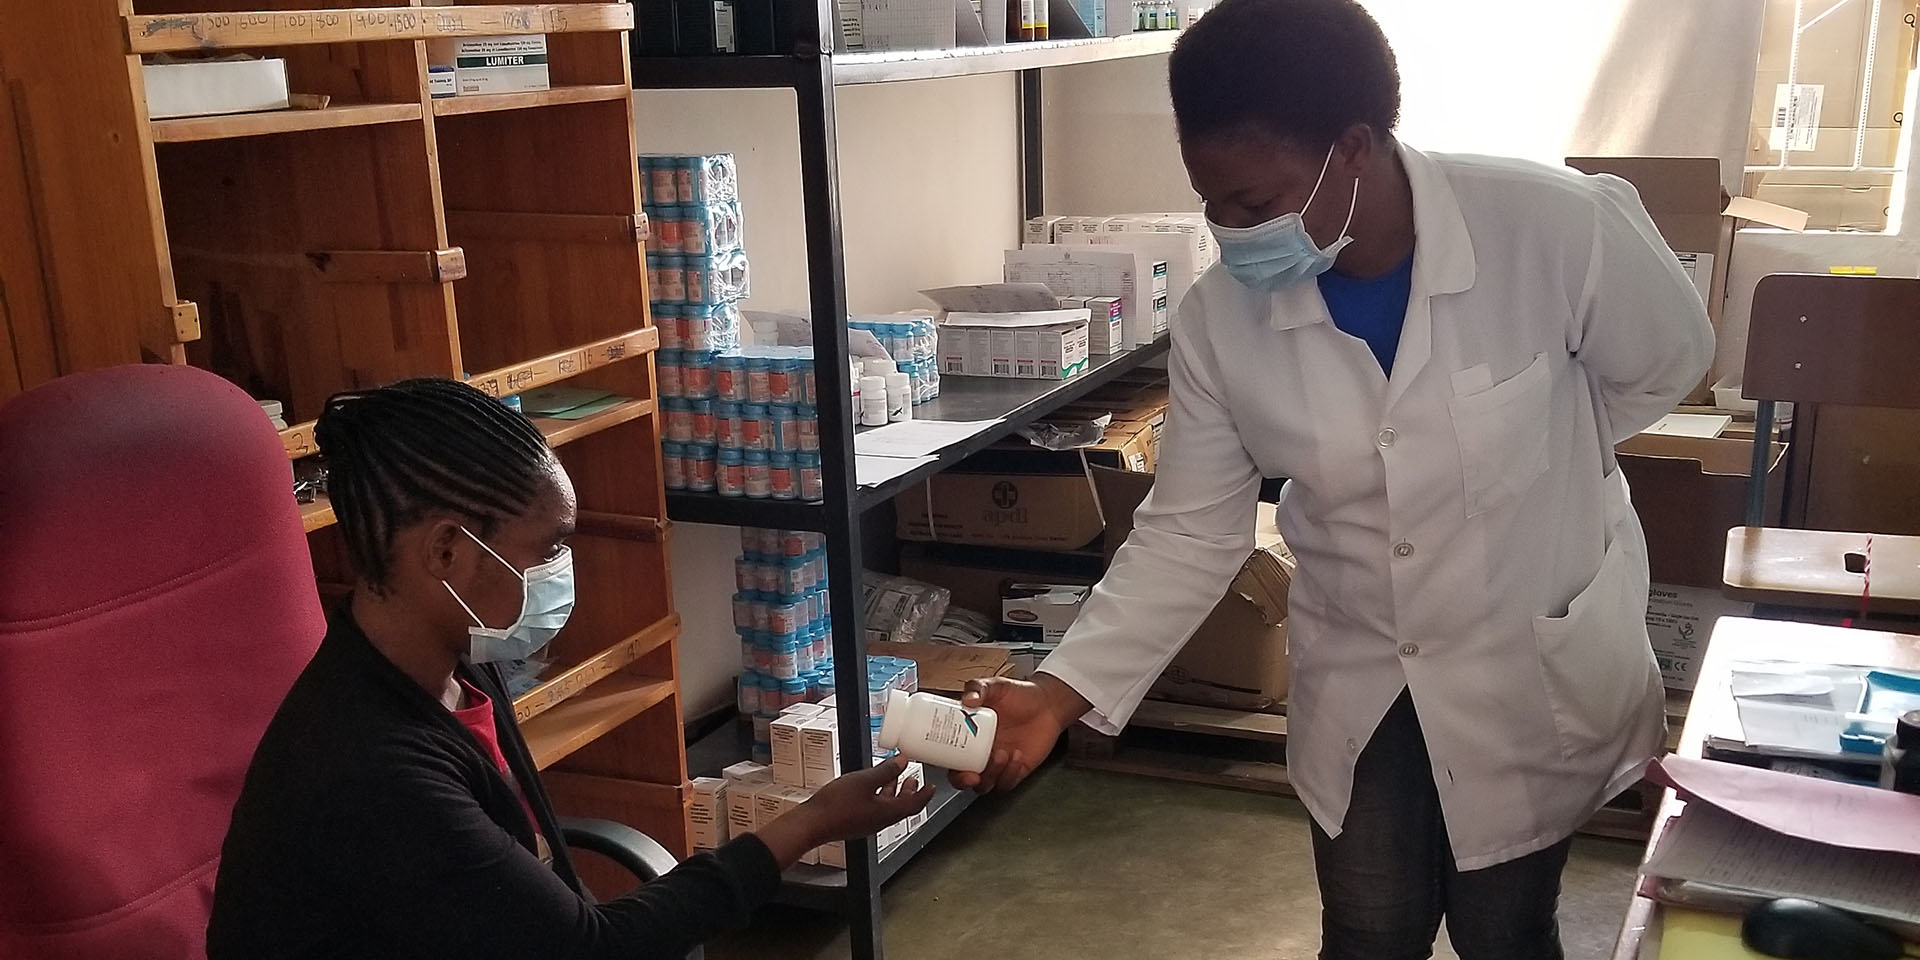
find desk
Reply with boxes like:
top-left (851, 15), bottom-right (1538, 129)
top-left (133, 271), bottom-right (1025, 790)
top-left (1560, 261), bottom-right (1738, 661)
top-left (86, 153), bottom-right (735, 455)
top-left (1724, 527), bottom-right (1920, 616)
top-left (1610, 616), bottom-right (1920, 959)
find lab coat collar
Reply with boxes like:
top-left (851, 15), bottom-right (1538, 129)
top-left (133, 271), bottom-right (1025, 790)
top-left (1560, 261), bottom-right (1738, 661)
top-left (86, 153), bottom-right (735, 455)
top-left (1265, 141), bottom-right (1477, 333)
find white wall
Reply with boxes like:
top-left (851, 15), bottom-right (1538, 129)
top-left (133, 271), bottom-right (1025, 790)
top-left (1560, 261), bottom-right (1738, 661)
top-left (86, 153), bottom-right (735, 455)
top-left (1041, 0), bottom-right (1920, 386)
top-left (633, 76), bottom-right (1021, 718)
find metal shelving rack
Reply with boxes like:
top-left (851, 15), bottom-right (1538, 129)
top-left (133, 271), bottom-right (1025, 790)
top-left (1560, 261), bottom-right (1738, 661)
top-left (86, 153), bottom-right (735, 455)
top-left (632, 16), bottom-right (1181, 959)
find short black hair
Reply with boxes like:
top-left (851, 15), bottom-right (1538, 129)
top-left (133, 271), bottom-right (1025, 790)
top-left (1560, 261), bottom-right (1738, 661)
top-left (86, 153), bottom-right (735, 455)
top-left (1168, 0), bottom-right (1400, 149)
top-left (316, 378), bottom-right (554, 589)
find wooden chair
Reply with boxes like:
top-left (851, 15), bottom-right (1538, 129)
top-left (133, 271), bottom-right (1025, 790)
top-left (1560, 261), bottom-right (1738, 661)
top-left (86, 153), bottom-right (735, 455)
top-left (1725, 274), bottom-right (1920, 617)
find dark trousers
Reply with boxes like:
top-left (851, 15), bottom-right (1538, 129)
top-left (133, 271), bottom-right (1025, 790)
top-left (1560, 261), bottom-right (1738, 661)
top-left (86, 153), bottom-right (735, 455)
top-left (1312, 690), bottom-right (1573, 960)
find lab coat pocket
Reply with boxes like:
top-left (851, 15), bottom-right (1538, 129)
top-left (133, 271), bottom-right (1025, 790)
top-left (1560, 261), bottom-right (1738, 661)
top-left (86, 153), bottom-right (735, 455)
top-left (1532, 521), bottom-right (1657, 761)
top-left (1448, 353), bottom-right (1551, 518)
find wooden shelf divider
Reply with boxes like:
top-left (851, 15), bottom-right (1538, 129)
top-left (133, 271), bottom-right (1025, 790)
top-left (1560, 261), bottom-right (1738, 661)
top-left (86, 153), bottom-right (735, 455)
top-left (466, 326), bottom-right (659, 400)
top-left (126, 4), bottom-right (635, 54)
top-left (514, 616), bottom-right (680, 723)
top-left (150, 103), bottom-right (422, 143)
top-left (431, 83), bottom-right (631, 117)
top-left (522, 672), bottom-right (676, 770)
top-left (307, 247), bottom-right (467, 284)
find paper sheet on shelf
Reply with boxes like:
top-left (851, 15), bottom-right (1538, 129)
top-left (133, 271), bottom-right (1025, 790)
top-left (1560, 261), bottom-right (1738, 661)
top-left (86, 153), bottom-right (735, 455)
top-left (1645, 412), bottom-right (1732, 438)
top-left (1641, 802), bottom-right (1920, 925)
top-left (1652, 754), bottom-right (1920, 856)
top-left (855, 455), bottom-right (936, 488)
top-left (920, 282), bottom-right (1061, 313)
top-left (853, 420), bottom-right (1003, 459)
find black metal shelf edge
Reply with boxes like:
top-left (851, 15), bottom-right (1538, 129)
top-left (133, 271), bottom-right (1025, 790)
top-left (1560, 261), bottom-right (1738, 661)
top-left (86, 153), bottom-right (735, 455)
top-left (852, 334), bottom-right (1171, 508)
top-left (665, 492), bottom-right (828, 530)
top-left (629, 32), bottom-right (1183, 90)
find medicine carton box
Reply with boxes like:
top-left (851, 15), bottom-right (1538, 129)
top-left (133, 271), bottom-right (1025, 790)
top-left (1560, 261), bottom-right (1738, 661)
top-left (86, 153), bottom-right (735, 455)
top-left (800, 714), bottom-right (842, 789)
top-left (1025, 216), bottom-right (1066, 245)
top-left (728, 775), bottom-right (770, 840)
top-left (773, 786), bottom-right (817, 864)
top-left (771, 705), bottom-right (824, 786)
top-left (1002, 583), bottom-right (1091, 644)
top-left (424, 0), bottom-right (548, 95)
top-left (723, 760), bottom-right (770, 782)
top-left (689, 777), bottom-right (729, 851)
top-left (1004, 246), bottom-right (1166, 349)
top-left (901, 761), bottom-right (930, 832)
top-left (939, 310), bottom-right (1091, 380)
top-left (838, 0), bottom-right (957, 51)
top-left (1085, 296), bottom-right (1124, 355)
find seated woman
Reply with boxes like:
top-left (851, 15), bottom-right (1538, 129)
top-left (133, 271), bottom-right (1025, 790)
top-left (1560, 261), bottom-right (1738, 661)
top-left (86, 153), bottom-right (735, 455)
top-left (208, 378), bottom-right (929, 960)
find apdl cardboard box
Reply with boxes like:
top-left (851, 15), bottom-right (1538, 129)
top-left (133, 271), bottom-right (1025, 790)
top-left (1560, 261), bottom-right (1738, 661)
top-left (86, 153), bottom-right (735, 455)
top-left (1092, 466), bottom-right (1294, 713)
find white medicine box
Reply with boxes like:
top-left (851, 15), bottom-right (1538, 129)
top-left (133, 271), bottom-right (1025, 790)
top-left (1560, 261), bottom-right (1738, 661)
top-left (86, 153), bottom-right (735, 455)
top-left (689, 777), bottom-right (729, 851)
top-left (142, 58), bottom-right (290, 120)
top-left (424, 0), bottom-right (549, 96)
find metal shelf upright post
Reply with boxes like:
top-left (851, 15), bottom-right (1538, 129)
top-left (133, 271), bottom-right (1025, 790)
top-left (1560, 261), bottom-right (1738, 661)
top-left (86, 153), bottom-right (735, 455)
top-left (633, 15), bottom-right (1185, 959)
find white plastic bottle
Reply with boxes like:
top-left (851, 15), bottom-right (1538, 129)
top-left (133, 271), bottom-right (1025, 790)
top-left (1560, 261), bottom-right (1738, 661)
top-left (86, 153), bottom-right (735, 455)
top-left (876, 690), bottom-right (998, 773)
top-left (884, 372), bottom-right (913, 423)
top-left (858, 376), bottom-right (889, 426)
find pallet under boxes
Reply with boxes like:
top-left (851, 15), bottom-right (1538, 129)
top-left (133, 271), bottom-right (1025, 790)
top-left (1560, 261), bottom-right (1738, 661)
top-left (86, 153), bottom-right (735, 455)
top-left (1067, 696), bottom-right (1689, 842)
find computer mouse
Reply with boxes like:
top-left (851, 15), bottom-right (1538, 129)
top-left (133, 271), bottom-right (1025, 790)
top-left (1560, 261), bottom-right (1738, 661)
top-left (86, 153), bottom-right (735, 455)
top-left (1742, 898), bottom-right (1906, 960)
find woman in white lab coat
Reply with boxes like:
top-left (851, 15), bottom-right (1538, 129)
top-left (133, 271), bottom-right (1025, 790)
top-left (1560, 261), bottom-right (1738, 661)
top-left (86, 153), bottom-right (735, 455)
top-left (952, 1), bottom-right (1712, 957)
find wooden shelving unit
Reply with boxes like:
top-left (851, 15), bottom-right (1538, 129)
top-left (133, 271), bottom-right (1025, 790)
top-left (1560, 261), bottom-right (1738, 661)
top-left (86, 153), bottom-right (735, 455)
top-left (2, 1), bottom-right (693, 882)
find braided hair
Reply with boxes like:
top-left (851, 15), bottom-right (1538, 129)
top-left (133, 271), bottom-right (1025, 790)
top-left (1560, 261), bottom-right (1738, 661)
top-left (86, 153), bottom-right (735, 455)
top-left (315, 378), bottom-right (555, 590)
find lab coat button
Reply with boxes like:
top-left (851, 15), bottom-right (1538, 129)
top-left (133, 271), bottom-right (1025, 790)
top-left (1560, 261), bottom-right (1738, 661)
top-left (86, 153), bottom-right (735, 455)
top-left (1394, 541), bottom-right (1415, 559)
top-left (1376, 427), bottom-right (1397, 448)
top-left (1346, 738), bottom-right (1359, 753)
top-left (1400, 643), bottom-right (1420, 658)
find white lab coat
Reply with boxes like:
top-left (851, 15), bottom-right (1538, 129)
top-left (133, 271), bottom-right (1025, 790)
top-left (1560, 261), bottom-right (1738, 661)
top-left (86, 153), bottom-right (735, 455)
top-left (1040, 144), bottom-right (1712, 870)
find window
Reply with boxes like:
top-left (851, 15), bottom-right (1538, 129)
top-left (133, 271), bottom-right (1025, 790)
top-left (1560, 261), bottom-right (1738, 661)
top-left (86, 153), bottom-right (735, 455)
top-left (1746, 0), bottom-right (1919, 232)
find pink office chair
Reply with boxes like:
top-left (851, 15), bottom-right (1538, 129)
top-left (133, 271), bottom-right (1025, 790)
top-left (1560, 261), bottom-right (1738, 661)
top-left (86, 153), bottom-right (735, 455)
top-left (0, 364), bottom-right (327, 959)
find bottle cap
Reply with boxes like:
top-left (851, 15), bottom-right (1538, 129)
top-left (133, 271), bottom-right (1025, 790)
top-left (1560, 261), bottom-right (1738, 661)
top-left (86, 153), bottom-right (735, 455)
top-left (1896, 710), bottom-right (1920, 749)
top-left (875, 689), bottom-right (910, 750)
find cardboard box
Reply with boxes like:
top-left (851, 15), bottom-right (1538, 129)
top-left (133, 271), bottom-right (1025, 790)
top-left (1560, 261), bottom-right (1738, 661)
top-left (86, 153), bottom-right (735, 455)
top-left (1025, 216), bottom-right (1065, 245)
top-left (900, 544), bottom-right (1100, 617)
top-left (424, 1), bottom-right (551, 97)
top-left (938, 310), bottom-right (1091, 380)
top-left (1645, 582), bottom-right (1751, 691)
top-left (726, 774), bottom-right (770, 841)
top-left (1065, 228), bottom-right (1203, 318)
top-left (837, 0), bottom-right (957, 51)
top-left (689, 777), bottom-right (728, 851)
top-left (875, 640), bottom-right (1017, 692)
top-left (1001, 584), bottom-right (1090, 643)
top-left (770, 706), bottom-right (823, 786)
top-left (799, 714), bottom-right (841, 789)
top-left (1004, 246), bottom-right (1168, 348)
top-left (895, 467), bottom-right (1105, 550)
top-left (1091, 466), bottom-right (1294, 713)
top-left (1616, 432), bottom-right (1786, 588)
top-left (142, 58), bottom-right (290, 119)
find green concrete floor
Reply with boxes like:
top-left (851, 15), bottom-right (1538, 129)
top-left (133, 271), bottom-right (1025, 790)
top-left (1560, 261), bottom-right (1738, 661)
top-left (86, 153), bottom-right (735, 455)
top-left (708, 763), bottom-right (1644, 960)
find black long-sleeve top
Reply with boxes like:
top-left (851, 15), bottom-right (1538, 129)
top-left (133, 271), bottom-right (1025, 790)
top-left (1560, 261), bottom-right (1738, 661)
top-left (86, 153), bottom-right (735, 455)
top-left (207, 612), bottom-right (779, 960)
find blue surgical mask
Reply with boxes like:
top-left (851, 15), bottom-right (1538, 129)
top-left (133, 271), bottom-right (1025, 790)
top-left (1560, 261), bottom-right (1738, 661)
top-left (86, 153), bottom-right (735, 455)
top-left (1208, 144), bottom-right (1360, 291)
top-left (443, 527), bottom-right (575, 663)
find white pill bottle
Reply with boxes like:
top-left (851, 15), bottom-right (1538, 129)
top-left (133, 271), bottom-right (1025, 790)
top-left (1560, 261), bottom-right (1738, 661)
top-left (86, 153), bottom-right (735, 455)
top-left (876, 690), bottom-right (998, 772)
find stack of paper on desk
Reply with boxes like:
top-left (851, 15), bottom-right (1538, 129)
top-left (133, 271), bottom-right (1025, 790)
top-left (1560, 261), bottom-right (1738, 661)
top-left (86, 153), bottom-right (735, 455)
top-left (1641, 756), bottom-right (1920, 937)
